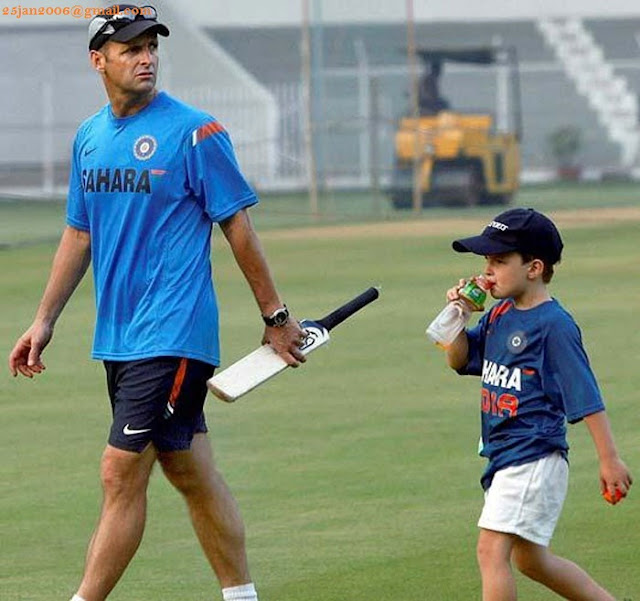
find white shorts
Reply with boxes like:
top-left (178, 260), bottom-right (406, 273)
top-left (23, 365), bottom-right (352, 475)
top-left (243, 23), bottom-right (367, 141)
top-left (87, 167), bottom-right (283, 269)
top-left (478, 451), bottom-right (569, 547)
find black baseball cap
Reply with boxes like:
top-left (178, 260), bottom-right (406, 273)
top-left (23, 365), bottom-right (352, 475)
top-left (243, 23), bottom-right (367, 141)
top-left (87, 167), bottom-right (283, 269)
top-left (452, 208), bottom-right (563, 264)
top-left (88, 4), bottom-right (169, 51)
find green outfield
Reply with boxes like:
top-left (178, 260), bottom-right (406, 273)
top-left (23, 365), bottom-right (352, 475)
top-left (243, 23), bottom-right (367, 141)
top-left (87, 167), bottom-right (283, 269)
top-left (1, 186), bottom-right (638, 600)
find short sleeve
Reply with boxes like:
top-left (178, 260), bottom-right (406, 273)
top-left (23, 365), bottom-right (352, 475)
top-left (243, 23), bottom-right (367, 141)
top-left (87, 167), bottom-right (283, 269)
top-left (542, 315), bottom-right (605, 423)
top-left (184, 120), bottom-right (258, 222)
top-left (66, 133), bottom-right (90, 231)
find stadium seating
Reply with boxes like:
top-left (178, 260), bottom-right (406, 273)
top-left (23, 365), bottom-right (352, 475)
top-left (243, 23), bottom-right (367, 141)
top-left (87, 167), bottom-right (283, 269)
top-left (2, 17), bottom-right (639, 193)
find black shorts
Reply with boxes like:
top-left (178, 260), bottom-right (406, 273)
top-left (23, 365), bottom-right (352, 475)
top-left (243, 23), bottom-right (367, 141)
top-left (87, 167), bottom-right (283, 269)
top-left (104, 357), bottom-right (215, 453)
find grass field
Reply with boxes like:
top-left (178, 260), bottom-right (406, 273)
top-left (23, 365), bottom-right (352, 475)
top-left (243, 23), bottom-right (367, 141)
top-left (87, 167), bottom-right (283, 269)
top-left (2, 180), bottom-right (640, 246)
top-left (1, 186), bottom-right (639, 600)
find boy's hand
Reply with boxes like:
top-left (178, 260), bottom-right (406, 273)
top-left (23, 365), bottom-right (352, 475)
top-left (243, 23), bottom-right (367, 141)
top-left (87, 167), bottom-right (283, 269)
top-left (445, 279), bottom-right (467, 303)
top-left (600, 457), bottom-right (633, 505)
top-left (445, 278), bottom-right (486, 311)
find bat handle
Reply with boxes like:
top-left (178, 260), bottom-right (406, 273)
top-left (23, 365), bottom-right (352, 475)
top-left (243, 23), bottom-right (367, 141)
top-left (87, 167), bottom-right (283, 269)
top-left (316, 286), bottom-right (380, 331)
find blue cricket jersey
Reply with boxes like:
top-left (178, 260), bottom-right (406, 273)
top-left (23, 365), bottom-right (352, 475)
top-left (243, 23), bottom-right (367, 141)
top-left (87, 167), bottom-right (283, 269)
top-left (460, 298), bottom-right (605, 490)
top-left (66, 91), bottom-right (258, 365)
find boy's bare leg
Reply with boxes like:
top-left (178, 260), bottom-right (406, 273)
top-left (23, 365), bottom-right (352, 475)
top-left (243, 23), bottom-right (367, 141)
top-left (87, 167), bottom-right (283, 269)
top-left (477, 529), bottom-right (517, 601)
top-left (77, 444), bottom-right (157, 601)
top-left (157, 433), bottom-right (251, 588)
top-left (512, 538), bottom-right (615, 601)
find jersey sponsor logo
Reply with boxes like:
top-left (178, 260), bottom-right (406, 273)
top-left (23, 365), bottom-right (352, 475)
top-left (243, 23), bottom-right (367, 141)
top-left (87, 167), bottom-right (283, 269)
top-left (482, 359), bottom-right (521, 391)
top-left (81, 168), bottom-right (151, 193)
top-left (507, 330), bottom-right (528, 354)
top-left (83, 146), bottom-right (97, 157)
top-left (481, 388), bottom-right (519, 418)
top-left (133, 135), bottom-right (158, 161)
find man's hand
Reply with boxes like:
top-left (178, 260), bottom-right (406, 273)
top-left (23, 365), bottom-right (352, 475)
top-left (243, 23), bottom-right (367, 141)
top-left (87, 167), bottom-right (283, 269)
top-left (261, 318), bottom-right (308, 367)
top-left (8, 226), bottom-right (90, 379)
top-left (8, 321), bottom-right (53, 378)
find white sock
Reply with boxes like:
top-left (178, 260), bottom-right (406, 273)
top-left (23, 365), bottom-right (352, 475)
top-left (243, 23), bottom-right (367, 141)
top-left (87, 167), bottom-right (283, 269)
top-left (70, 595), bottom-right (86, 601)
top-left (222, 582), bottom-right (258, 601)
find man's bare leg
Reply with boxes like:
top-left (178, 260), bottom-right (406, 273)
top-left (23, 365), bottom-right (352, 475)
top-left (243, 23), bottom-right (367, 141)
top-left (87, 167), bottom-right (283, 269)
top-left (76, 444), bottom-right (157, 601)
top-left (158, 433), bottom-right (251, 587)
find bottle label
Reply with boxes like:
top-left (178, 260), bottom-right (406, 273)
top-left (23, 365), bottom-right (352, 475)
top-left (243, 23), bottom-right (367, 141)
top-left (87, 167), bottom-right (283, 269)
top-left (459, 280), bottom-right (486, 310)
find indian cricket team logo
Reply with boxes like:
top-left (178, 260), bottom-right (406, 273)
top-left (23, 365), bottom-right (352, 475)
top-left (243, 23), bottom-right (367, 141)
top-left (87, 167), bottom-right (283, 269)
top-left (507, 331), bottom-right (528, 354)
top-left (133, 135), bottom-right (157, 161)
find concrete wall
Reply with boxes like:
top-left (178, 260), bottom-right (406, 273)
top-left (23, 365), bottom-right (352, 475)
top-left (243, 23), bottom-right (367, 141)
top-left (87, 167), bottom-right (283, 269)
top-left (0, 2), bottom-right (279, 187)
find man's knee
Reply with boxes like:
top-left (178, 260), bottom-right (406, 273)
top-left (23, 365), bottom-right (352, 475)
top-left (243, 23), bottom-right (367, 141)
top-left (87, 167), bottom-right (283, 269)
top-left (158, 436), bottom-right (217, 496)
top-left (100, 444), bottom-right (155, 497)
top-left (157, 450), bottom-right (204, 495)
top-left (160, 463), bottom-right (192, 494)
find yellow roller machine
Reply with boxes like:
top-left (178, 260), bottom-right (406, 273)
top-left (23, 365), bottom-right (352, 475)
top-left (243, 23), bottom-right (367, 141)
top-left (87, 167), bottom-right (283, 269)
top-left (390, 46), bottom-right (522, 208)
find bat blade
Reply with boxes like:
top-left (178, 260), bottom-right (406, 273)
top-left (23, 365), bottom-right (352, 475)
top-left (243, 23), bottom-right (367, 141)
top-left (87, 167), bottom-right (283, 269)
top-left (207, 286), bottom-right (379, 403)
top-left (207, 320), bottom-right (329, 402)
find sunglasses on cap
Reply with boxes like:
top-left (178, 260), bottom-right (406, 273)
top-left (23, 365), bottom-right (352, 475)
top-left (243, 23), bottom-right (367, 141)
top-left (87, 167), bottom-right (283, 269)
top-left (88, 4), bottom-right (169, 51)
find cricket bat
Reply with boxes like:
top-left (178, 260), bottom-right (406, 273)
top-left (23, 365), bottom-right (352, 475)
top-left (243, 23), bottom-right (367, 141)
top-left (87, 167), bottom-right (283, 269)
top-left (207, 286), bottom-right (380, 402)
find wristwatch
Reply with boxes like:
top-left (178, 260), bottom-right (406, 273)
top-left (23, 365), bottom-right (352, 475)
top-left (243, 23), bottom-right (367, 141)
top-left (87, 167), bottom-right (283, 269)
top-left (262, 305), bottom-right (290, 327)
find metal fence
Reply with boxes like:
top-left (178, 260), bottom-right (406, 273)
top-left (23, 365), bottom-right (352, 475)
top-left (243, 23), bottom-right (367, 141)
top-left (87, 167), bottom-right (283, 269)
top-left (2, 59), bottom-right (640, 197)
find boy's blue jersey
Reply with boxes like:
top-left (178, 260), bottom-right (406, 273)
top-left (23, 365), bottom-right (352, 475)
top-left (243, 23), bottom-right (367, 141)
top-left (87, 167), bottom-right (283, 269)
top-left (460, 298), bottom-right (605, 490)
top-left (66, 91), bottom-right (257, 366)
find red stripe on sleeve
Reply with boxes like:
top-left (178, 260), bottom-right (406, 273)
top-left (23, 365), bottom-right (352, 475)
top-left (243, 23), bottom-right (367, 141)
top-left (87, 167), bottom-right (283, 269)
top-left (488, 300), bottom-right (513, 324)
top-left (195, 121), bottom-right (225, 144)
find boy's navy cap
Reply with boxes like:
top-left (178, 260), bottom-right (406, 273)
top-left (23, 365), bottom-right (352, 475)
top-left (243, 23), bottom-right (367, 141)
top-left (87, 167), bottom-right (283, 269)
top-left (89, 4), bottom-right (169, 51)
top-left (452, 208), bottom-right (563, 264)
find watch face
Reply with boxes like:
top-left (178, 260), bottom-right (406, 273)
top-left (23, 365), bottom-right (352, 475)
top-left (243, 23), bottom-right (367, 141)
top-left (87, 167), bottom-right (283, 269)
top-left (264, 306), bottom-right (289, 327)
top-left (272, 308), bottom-right (289, 326)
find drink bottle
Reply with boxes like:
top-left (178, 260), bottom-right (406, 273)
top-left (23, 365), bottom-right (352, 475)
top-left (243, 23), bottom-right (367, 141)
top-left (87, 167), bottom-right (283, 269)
top-left (426, 276), bottom-right (492, 349)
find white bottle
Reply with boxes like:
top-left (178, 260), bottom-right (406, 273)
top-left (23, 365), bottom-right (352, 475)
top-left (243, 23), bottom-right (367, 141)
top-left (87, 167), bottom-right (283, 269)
top-left (426, 276), bottom-right (491, 349)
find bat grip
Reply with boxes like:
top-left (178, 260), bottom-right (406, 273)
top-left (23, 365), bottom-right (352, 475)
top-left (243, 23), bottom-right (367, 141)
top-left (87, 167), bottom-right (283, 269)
top-left (316, 286), bottom-right (380, 331)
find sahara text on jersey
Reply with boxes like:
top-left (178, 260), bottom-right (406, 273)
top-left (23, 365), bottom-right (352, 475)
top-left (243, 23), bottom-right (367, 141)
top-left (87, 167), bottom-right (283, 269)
top-left (82, 168), bottom-right (151, 194)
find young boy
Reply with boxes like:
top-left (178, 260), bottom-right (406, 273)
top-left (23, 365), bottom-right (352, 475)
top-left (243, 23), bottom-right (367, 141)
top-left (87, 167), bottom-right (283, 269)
top-left (443, 207), bottom-right (632, 601)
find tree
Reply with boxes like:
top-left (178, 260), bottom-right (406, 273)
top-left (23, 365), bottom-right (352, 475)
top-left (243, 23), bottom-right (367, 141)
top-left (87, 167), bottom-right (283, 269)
top-left (547, 125), bottom-right (583, 179)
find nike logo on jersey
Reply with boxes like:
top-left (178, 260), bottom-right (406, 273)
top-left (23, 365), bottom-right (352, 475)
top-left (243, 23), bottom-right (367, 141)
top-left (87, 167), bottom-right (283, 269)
top-left (84, 147), bottom-right (97, 157)
top-left (482, 360), bottom-right (521, 391)
top-left (123, 424), bottom-right (152, 436)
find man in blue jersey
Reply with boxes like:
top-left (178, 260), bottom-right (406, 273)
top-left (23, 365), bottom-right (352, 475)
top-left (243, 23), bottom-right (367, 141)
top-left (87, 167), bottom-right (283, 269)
top-left (442, 208), bottom-right (632, 601)
top-left (8, 5), bottom-right (306, 601)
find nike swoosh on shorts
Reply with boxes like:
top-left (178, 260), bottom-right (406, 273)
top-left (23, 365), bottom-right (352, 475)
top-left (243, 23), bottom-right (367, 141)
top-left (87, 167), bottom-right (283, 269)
top-left (123, 424), bottom-right (152, 435)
